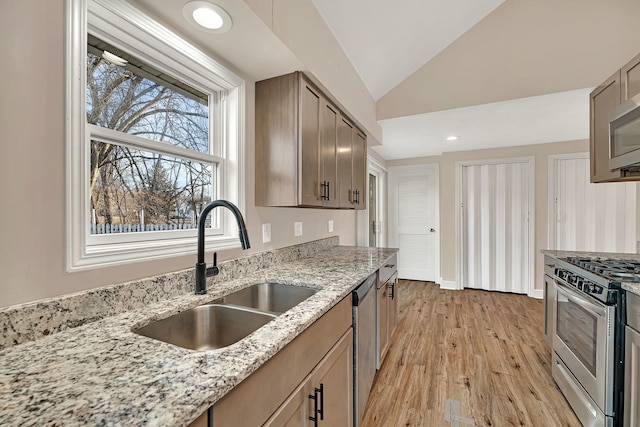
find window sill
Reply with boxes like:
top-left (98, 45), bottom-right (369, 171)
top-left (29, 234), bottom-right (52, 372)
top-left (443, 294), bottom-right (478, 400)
top-left (68, 235), bottom-right (242, 271)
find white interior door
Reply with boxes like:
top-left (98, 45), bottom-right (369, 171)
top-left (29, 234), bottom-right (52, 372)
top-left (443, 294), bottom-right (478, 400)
top-left (551, 154), bottom-right (637, 252)
top-left (389, 165), bottom-right (439, 281)
top-left (460, 159), bottom-right (533, 294)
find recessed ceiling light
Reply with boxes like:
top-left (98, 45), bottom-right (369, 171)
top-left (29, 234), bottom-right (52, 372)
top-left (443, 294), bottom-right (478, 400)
top-left (183, 1), bottom-right (232, 33)
top-left (446, 136), bottom-right (459, 141)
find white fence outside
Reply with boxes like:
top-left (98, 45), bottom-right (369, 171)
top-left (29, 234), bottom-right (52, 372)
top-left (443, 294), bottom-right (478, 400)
top-left (91, 222), bottom-right (198, 234)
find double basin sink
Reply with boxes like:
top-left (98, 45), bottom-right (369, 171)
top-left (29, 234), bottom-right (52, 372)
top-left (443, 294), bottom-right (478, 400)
top-left (134, 283), bottom-right (317, 351)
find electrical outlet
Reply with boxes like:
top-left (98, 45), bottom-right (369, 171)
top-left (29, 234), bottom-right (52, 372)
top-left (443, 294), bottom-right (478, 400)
top-left (328, 220), bottom-right (334, 233)
top-left (294, 221), bottom-right (303, 237)
top-left (262, 223), bottom-right (271, 243)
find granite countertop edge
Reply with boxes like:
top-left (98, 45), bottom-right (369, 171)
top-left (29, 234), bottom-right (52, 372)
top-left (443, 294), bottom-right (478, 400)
top-left (0, 246), bottom-right (398, 427)
top-left (541, 249), bottom-right (640, 297)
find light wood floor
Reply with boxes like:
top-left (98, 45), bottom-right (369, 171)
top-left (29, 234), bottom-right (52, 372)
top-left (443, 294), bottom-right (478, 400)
top-left (361, 280), bottom-right (580, 427)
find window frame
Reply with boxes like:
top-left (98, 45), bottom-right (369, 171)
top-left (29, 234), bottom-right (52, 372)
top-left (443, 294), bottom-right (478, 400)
top-left (65, 0), bottom-right (245, 271)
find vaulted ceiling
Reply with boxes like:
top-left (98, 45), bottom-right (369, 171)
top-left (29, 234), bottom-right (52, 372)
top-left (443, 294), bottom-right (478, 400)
top-left (129, 0), bottom-right (640, 160)
top-left (310, 0), bottom-right (505, 101)
top-left (313, 0), bottom-right (640, 159)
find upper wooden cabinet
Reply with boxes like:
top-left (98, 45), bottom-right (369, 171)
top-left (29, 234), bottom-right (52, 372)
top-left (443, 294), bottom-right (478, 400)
top-left (622, 52), bottom-right (640, 101)
top-left (590, 53), bottom-right (640, 183)
top-left (337, 116), bottom-right (367, 209)
top-left (590, 71), bottom-right (623, 182)
top-left (256, 71), bottom-right (367, 209)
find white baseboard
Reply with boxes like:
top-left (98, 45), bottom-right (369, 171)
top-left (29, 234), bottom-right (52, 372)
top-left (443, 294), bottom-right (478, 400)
top-left (439, 280), bottom-right (460, 290)
top-left (529, 289), bottom-right (544, 299)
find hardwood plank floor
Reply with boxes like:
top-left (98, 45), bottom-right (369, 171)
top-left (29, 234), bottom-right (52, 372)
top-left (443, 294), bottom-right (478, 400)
top-left (361, 280), bottom-right (580, 427)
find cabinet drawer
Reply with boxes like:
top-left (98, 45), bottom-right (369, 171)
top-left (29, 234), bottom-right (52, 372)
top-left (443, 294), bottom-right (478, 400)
top-left (629, 292), bottom-right (640, 332)
top-left (379, 255), bottom-right (397, 286)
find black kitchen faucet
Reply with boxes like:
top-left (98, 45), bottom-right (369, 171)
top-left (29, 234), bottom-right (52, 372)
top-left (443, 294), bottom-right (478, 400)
top-left (195, 200), bottom-right (250, 294)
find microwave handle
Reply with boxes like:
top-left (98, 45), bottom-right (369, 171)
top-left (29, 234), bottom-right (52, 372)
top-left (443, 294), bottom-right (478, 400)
top-left (554, 279), bottom-right (605, 318)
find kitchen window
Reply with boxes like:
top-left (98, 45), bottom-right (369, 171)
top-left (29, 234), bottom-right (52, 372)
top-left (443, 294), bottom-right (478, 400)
top-left (65, 0), bottom-right (245, 271)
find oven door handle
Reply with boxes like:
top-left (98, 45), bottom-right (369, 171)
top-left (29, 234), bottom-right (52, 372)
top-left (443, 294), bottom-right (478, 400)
top-left (554, 279), bottom-right (605, 318)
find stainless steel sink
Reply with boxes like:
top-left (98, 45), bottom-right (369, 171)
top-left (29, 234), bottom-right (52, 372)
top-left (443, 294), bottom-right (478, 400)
top-left (134, 304), bottom-right (276, 351)
top-left (221, 283), bottom-right (318, 314)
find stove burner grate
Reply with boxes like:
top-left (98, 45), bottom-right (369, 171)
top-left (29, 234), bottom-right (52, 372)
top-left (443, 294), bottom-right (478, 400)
top-left (565, 256), bottom-right (640, 283)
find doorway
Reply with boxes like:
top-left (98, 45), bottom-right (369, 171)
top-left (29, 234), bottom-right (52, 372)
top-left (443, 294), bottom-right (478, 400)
top-left (389, 164), bottom-right (439, 282)
top-left (369, 173), bottom-right (377, 247)
top-left (457, 158), bottom-right (534, 295)
top-left (358, 158), bottom-right (387, 248)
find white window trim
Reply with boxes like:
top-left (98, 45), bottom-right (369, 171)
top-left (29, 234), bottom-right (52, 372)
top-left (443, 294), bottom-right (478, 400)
top-left (64, 0), bottom-right (245, 271)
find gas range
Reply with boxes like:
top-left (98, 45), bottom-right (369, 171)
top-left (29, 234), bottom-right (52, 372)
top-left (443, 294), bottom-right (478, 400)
top-left (550, 254), bottom-right (632, 426)
top-left (554, 256), bottom-right (640, 304)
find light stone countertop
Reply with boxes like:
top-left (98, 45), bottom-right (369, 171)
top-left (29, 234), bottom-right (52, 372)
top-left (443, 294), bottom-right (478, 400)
top-left (542, 249), bottom-right (640, 296)
top-left (0, 245), bottom-right (398, 427)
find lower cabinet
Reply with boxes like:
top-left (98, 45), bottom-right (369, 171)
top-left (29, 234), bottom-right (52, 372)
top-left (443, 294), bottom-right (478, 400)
top-left (543, 274), bottom-right (556, 345)
top-left (264, 329), bottom-right (353, 426)
top-left (626, 325), bottom-right (640, 426)
top-left (187, 411), bottom-right (208, 427)
top-left (376, 280), bottom-right (389, 368)
top-left (210, 296), bottom-right (352, 426)
top-left (626, 292), bottom-right (640, 426)
top-left (388, 274), bottom-right (398, 339)
top-left (376, 272), bottom-right (398, 369)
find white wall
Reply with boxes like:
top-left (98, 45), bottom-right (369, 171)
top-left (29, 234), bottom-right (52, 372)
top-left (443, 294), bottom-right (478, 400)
top-left (0, 0), bottom-right (367, 308)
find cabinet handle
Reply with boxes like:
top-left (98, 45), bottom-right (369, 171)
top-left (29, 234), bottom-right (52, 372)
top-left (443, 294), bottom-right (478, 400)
top-left (308, 384), bottom-right (324, 426)
top-left (389, 282), bottom-right (395, 299)
top-left (320, 181), bottom-right (328, 201)
top-left (326, 181), bottom-right (330, 201)
top-left (318, 383), bottom-right (324, 420)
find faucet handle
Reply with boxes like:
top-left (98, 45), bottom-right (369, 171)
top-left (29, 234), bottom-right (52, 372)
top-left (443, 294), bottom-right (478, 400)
top-left (206, 251), bottom-right (220, 277)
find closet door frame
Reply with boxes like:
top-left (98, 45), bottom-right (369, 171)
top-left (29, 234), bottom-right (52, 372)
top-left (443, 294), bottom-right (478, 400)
top-left (455, 156), bottom-right (535, 296)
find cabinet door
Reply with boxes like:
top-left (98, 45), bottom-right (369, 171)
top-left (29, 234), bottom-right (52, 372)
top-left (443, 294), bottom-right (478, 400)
top-left (377, 283), bottom-right (389, 368)
top-left (625, 325), bottom-right (640, 427)
top-left (300, 80), bottom-right (322, 206)
top-left (337, 116), bottom-right (355, 208)
top-left (321, 101), bottom-right (339, 208)
top-left (590, 71), bottom-right (624, 182)
top-left (352, 130), bottom-right (367, 209)
top-left (309, 329), bottom-right (353, 427)
top-left (622, 53), bottom-right (640, 101)
top-left (388, 275), bottom-right (399, 339)
top-left (263, 378), bottom-right (311, 427)
top-left (187, 410), bottom-right (208, 427)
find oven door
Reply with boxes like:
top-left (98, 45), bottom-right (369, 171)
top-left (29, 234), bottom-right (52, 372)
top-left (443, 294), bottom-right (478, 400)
top-left (553, 278), bottom-right (615, 415)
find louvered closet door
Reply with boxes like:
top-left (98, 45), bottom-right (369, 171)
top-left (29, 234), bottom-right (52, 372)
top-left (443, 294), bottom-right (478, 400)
top-left (554, 156), bottom-right (636, 252)
top-left (462, 161), bottom-right (531, 294)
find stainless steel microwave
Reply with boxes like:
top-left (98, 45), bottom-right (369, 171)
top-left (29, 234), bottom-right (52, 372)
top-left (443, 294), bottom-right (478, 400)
top-left (609, 92), bottom-right (640, 171)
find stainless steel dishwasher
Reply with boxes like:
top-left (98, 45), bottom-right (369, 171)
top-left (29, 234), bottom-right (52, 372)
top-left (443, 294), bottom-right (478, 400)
top-left (352, 273), bottom-right (377, 427)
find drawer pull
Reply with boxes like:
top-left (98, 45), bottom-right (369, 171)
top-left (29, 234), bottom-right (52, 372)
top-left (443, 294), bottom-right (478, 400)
top-left (308, 384), bottom-right (324, 425)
